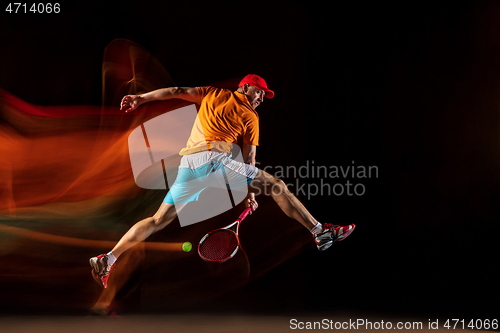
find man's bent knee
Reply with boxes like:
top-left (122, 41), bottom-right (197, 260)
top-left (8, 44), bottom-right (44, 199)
top-left (250, 169), bottom-right (289, 196)
top-left (152, 203), bottom-right (177, 229)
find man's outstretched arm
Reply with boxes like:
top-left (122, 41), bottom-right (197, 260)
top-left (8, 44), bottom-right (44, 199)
top-left (120, 87), bottom-right (201, 113)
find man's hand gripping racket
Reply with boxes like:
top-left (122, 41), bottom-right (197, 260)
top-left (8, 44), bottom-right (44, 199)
top-left (198, 207), bottom-right (253, 262)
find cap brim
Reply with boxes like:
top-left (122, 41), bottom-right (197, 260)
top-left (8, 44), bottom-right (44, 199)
top-left (263, 88), bottom-right (275, 99)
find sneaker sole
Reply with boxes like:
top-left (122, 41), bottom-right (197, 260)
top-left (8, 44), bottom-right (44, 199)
top-left (91, 269), bottom-right (105, 288)
top-left (89, 257), bottom-right (100, 271)
top-left (317, 237), bottom-right (338, 251)
top-left (89, 258), bottom-right (110, 288)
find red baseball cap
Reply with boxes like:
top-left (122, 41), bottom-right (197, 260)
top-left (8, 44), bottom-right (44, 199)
top-left (238, 74), bottom-right (275, 99)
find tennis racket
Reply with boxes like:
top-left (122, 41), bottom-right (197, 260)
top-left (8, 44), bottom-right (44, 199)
top-left (198, 207), bottom-right (252, 262)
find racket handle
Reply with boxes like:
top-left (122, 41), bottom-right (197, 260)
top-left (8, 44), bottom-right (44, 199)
top-left (238, 207), bottom-right (253, 222)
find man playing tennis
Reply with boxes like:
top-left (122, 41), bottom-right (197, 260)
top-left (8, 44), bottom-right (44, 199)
top-left (90, 74), bottom-right (355, 288)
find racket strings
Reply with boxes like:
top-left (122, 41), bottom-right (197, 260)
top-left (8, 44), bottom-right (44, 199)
top-left (199, 230), bottom-right (239, 261)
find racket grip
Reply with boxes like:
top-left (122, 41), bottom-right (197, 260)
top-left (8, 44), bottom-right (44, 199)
top-left (238, 207), bottom-right (252, 221)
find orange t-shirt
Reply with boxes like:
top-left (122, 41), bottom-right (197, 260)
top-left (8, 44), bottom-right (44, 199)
top-left (179, 86), bottom-right (259, 155)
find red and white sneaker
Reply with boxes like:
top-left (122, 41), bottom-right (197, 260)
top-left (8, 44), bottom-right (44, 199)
top-left (314, 223), bottom-right (356, 251)
top-left (89, 254), bottom-right (115, 288)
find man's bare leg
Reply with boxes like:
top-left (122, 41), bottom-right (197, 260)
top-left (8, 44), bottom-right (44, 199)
top-left (90, 202), bottom-right (182, 311)
top-left (89, 202), bottom-right (184, 290)
top-left (249, 169), bottom-right (319, 231)
top-left (111, 202), bottom-right (183, 259)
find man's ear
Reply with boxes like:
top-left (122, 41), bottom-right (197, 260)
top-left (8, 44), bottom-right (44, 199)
top-left (242, 83), bottom-right (250, 93)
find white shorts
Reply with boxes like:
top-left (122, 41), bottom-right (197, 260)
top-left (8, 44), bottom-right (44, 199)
top-left (164, 151), bottom-right (258, 205)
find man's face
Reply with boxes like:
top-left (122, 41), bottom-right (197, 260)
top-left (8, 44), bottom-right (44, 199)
top-left (244, 84), bottom-right (265, 109)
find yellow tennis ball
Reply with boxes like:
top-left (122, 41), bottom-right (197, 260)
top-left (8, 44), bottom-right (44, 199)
top-left (182, 242), bottom-right (192, 252)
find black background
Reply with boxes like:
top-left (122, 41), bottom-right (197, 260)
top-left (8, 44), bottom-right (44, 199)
top-left (1, 0), bottom-right (499, 318)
